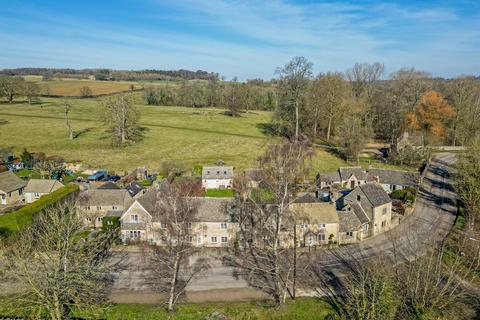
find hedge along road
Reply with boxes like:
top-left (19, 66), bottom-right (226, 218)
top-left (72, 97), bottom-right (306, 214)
top-left (110, 153), bottom-right (458, 303)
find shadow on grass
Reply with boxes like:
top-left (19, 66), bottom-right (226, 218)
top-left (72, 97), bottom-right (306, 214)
top-left (73, 127), bottom-right (94, 139)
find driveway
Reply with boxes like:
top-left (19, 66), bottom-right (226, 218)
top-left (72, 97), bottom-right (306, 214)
top-left (110, 153), bottom-right (458, 303)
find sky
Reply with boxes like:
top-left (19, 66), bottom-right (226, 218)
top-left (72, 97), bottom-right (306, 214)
top-left (0, 0), bottom-right (479, 80)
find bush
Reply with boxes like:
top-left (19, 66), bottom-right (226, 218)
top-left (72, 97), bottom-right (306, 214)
top-left (390, 187), bottom-right (417, 203)
top-left (0, 184), bottom-right (79, 237)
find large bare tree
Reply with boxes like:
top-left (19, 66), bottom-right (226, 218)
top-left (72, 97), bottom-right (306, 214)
top-left (101, 94), bottom-right (141, 146)
top-left (142, 181), bottom-right (210, 312)
top-left (226, 139), bottom-right (313, 305)
top-left (0, 202), bottom-right (118, 319)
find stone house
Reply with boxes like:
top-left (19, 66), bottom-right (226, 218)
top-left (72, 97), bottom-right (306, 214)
top-left (78, 189), bottom-right (133, 228)
top-left (0, 171), bottom-right (27, 205)
top-left (120, 189), bottom-right (236, 247)
top-left (24, 179), bottom-right (64, 203)
top-left (367, 168), bottom-right (419, 193)
top-left (202, 166), bottom-right (234, 189)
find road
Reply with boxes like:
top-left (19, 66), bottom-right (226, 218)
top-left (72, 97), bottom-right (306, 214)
top-left (110, 153), bottom-right (458, 303)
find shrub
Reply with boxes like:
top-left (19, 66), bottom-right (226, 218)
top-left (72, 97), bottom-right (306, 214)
top-left (0, 184), bottom-right (79, 237)
top-left (390, 187), bottom-right (417, 203)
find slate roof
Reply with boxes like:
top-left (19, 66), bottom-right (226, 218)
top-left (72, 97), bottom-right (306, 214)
top-left (126, 181), bottom-right (144, 197)
top-left (0, 171), bottom-right (27, 193)
top-left (357, 183), bottom-right (391, 207)
top-left (202, 166), bottom-right (234, 180)
top-left (367, 168), bottom-right (418, 187)
top-left (339, 167), bottom-right (367, 181)
top-left (290, 203), bottom-right (339, 224)
top-left (25, 179), bottom-right (63, 194)
top-left (78, 189), bottom-right (133, 207)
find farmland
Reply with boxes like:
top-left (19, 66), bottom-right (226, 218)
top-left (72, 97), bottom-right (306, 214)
top-left (0, 94), bottom-right (354, 174)
top-left (24, 77), bottom-right (144, 96)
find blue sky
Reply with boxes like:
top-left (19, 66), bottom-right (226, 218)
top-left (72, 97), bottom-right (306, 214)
top-left (0, 0), bottom-right (479, 79)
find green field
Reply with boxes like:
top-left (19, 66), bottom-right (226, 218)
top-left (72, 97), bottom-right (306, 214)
top-left (0, 95), bottom-right (404, 175)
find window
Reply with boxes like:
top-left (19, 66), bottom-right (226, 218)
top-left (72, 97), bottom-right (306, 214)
top-left (129, 230), bottom-right (141, 238)
top-left (357, 195), bottom-right (361, 201)
top-left (186, 222), bottom-right (192, 229)
top-left (96, 206), bottom-right (102, 210)
top-left (382, 207), bottom-right (387, 215)
top-left (19, 188), bottom-right (23, 195)
top-left (318, 223), bottom-right (326, 229)
top-left (221, 236), bottom-right (228, 243)
top-left (381, 221), bottom-right (386, 228)
top-left (97, 217), bottom-right (102, 222)
top-left (86, 217), bottom-right (91, 222)
top-left (211, 236), bottom-right (217, 243)
top-left (34, 192), bottom-right (40, 198)
top-left (186, 236), bottom-right (193, 242)
top-left (221, 223), bottom-right (227, 229)
top-left (300, 224), bottom-right (308, 229)
top-left (130, 214), bottom-right (138, 222)
top-left (161, 222), bottom-right (167, 229)
top-left (224, 171), bottom-right (227, 174)
top-left (346, 231), bottom-right (353, 237)
top-left (107, 220), bottom-right (113, 225)
top-left (113, 206), bottom-right (117, 210)
top-left (86, 206), bottom-right (91, 210)
top-left (217, 171), bottom-right (220, 174)
top-left (318, 234), bottom-right (326, 241)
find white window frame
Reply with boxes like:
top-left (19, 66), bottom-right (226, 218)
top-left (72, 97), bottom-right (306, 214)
top-left (130, 214), bottom-right (138, 222)
top-left (220, 223), bottom-right (227, 229)
top-left (221, 236), bottom-right (228, 243)
top-left (211, 236), bottom-right (217, 243)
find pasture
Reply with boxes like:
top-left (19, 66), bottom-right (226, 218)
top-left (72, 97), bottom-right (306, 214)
top-left (0, 94), bottom-right (407, 175)
top-left (25, 77), bottom-right (143, 96)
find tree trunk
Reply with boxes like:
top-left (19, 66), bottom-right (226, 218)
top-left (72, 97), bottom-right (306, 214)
top-left (326, 117), bottom-right (332, 141)
top-left (168, 253), bottom-right (181, 312)
top-left (293, 223), bottom-right (297, 300)
top-left (64, 112), bottom-right (73, 140)
top-left (295, 104), bottom-right (299, 141)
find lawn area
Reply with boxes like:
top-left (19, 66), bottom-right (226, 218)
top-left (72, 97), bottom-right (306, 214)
top-left (205, 189), bottom-right (235, 197)
top-left (73, 298), bottom-right (333, 320)
top-left (0, 96), bottom-right (354, 175)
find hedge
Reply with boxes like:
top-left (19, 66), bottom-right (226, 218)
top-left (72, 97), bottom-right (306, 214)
top-left (0, 184), bottom-right (80, 237)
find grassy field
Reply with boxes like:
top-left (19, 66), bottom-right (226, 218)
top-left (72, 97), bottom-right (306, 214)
top-left (25, 77), bottom-right (143, 96)
top-left (0, 95), bottom-right (406, 175)
top-left (0, 298), bottom-right (333, 320)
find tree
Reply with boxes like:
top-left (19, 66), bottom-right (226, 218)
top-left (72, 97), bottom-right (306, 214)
top-left (101, 94), bottom-right (141, 146)
top-left (23, 81), bottom-right (40, 104)
top-left (80, 86), bottom-right (92, 97)
top-left (308, 72), bottom-right (347, 141)
top-left (226, 139), bottom-right (313, 306)
top-left (142, 181), bottom-right (210, 311)
top-left (20, 148), bottom-right (34, 169)
top-left (455, 137), bottom-right (480, 228)
top-left (345, 62), bottom-right (384, 102)
top-left (406, 90), bottom-right (456, 146)
top-left (63, 101), bottom-right (74, 140)
top-left (223, 77), bottom-right (243, 116)
top-left (336, 99), bottom-right (373, 159)
top-left (0, 76), bottom-right (25, 103)
top-left (274, 57), bottom-right (313, 140)
top-left (0, 202), bottom-right (118, 319)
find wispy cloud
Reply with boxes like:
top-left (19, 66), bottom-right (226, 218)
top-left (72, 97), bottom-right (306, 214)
top-left (0, 0), bottom-right (478, 79)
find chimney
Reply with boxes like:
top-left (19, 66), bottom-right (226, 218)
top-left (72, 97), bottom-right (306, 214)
top-left (373, 175), bottom-right (380, 183)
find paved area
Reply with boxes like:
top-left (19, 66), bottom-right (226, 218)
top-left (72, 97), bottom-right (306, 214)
top-left (110, 153), bottom-right (458, 303)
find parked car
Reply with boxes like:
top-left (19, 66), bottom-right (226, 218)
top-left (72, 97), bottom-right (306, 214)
top-left (108, 175), bottom-right (121, 182)
top-left (87, 170), bottom-right (108, 181)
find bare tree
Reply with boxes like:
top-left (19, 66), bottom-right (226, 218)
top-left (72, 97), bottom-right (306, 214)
top-left (63, 100), bottom-right (74, 140)
top-left (226, 139), bottom-right (313, 305)
top-left (80, 86), bottom-right (92, 97)
top-left (0, 76), bottom-right (25, 103)
top-left (275, 57), bottom-right (313, 140)
top-left (23, 81), bottom-right (40, 104)
top-left (0, 202), bottom-right (118, 319)
top-left (308, 72), bottom-right (347, 141)
top-left (101, 94), bottom-right (141, 146)
top-left (143, 181), bottom-right (210, 312)
top-left (346, 62), bottom-right (384, 102)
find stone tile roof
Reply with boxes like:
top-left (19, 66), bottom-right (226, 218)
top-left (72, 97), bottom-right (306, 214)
top-left (317, 172), bottom-right (341, 183)
top-left (338, 209), bottom-right (362, 232)
top-left (96, 182), bottom-right (120, 190)
top-left (136, 190), bottom-right (233, 223)
top-left (78, 189), bottom-right (133, 208)
top-left (0, 171), bottom-right (27, 193)
top-left (339, 167), bottom-right (367, 181)
top-left (290, 202), bottom-right (339, 224)
top-left (349, 202), bottom-right (370, 224)
top-left (358, 183), bottom-right (391, 207)
top-left (367, 168), bottom-right (419, 186)
top-left (202, 166), bottom-right (234, 180)
top-left (24, 179), bottom-right (63, 194)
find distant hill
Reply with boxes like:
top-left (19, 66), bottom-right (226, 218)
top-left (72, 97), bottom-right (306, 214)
top-left (0, 68), bottom-right (220, 82)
